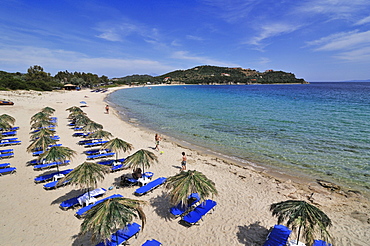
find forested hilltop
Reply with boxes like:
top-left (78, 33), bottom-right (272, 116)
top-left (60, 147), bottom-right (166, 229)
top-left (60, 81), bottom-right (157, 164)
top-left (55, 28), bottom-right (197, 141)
top-left (0, 65), bottom-right (109, 91)
top-left (117, 65), bottom-right (308, 85)
top-left (0, 65), bottom-right (307, 91)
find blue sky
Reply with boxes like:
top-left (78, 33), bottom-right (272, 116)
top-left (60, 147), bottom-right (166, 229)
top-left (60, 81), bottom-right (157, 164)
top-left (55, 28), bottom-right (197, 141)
top-left (1, 0), bottom-right (370, 81)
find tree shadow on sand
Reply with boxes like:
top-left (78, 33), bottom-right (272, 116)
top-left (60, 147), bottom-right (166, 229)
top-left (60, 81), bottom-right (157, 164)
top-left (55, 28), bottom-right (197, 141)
top-left (71, 231), bottom-right (94, 246)
top-left (237, 221), bottom-right (269, 246)
top-left (149, 191), bottom-right (173, 222)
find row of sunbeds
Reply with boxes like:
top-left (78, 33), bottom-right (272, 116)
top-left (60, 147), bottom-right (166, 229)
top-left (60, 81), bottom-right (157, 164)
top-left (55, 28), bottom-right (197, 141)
top-left (0, 125), bottom-right (18, 177)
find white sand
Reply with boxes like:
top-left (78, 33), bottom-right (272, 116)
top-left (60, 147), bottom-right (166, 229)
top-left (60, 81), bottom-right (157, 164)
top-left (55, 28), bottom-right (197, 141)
top-left (0, 88), bottom-right (369, 246)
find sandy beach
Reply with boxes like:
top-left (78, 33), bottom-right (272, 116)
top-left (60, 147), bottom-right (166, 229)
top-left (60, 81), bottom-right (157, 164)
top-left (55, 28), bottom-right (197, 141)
top-left (0, 87), bottom-right (369, 246)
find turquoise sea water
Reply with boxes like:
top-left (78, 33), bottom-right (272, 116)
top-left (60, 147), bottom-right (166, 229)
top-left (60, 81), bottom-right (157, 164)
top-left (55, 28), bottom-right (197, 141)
top-left (107, 83), bottom-right (370, 193)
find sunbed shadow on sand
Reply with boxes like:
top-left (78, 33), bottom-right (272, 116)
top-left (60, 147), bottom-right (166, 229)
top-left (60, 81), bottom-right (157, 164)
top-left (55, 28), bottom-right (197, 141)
top-left (149, 191), bottom-right (173, 221)
top-left (50, 189), bottom-right (87, 205)
top-left (236, 222), bottom-right (269, 246)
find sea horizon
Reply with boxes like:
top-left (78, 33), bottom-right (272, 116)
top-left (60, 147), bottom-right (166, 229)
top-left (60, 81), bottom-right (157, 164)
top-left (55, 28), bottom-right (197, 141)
top-left (107, 82), bottom-right (370, 196)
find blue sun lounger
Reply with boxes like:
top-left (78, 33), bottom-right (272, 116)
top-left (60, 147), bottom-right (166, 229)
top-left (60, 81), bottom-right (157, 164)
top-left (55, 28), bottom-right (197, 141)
top-left (43, 179), bottom-right (71, 190)
top-left (75, 194), bottom-right (123, 218)
top-left (84, 140), bottom-right (108, 147)
top-left (34, 169), bottom-right (73, 183)
top-left (0, 167), bottom-right (16, 176)
top-left (86, 152), bottom-right (115, 160)
top-left (134, 177), bottom-right (167, 196)
top-left (59, 188), bottom-right (107, 210)
top-left (72, 132), bottom-right (89, 137)
top-left (76, 194), bottom-right (123, 218)
top-left (85, 149), bottom-right (111, 155)
top-left (97, 158), bottom-right (126, 166)
top-left (181, 199), bottom-right (217, 225)
top-left (142, 239), bottom-right (162, 246)
top-left (96, 222), bottom-right (141, 246)
top-left (263, 224), bottom-right (292, 246)
top-left (78, 138), bottom-right (102, 145)
top-left (0, 153), bottom-right (14, 159)
top-left (170, 193), bottom-right (200, 217)
top-left (1, 131), bottom-right (16, 136)
top-left (0, 163), bottom-right (10, 169)
top-left (312, 240), bottom-right (332, 246)
top-left (111, 164), bottom-right (127, 172)
top-left (33, 160), bottom-right (70, 170)
top-left (0, 149), bottom-right (13, 154)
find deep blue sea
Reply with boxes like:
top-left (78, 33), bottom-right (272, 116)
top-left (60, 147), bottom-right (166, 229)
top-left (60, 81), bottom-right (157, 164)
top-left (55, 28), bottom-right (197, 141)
top-left (107, 83), bottom-right (370, 193)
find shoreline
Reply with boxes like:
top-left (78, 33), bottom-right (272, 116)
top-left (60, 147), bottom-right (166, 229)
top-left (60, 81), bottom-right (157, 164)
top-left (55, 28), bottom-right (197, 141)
top-left (0, 87), bottom-right (369, 245)
top-left (105, 86), bottom-right (370, 200)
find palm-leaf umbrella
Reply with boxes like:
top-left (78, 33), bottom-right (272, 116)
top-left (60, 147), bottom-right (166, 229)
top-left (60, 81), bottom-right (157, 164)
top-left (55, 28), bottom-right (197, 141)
top-left (66, 106), bottom-right (83, 113)
top-left (30, 111), bottom-right (50, 124)
top-left (68, 110), bottom-right (86, 119)
top-left (27, 134), bottom-right (57, 153)
top-left (58, 161), bottom-right (110, 199)
top-left (0, 114), bottom-right (16, 126)
top-left (165, 170), bottom-right (218, 207)
top-left (30, 128), bottom-right (54, 141)
top-left (80, 197), bottom-right (147, 244)
top-left (39, 146), bottom-right (77, 172)
top-left (101, 138), bottom-right (133, 160)
top-left (124, 149), bottom-right (157, 173)
top-left (270, 200), bottom-right (332, 245)
top-left (42, 106), bottom-right (55, 115)
top-left (87, 129), bottom-right (113, 140)
top-left (73, 114), bottom-right (91, 127)
top-left (0, 121), bottom-right (11, 132)
top-left (83, 121), bottom-right (103, 132)
top-left (30, 119), bottom-right (56, 130)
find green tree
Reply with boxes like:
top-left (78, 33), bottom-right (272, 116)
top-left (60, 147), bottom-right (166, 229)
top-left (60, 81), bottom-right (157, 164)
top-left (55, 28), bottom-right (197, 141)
top-left (80, 197), bottom-right (147, 244)
top-left (101, 138), bottom-right (133, 160)
top-left (123, 149), bottom-right (157, 173)
top-left (165, 170), bottom-right (218, 207)
top-left (270, 200), bottom-right (332, 245)
top-left (25, 65), bottom-right (51, 82)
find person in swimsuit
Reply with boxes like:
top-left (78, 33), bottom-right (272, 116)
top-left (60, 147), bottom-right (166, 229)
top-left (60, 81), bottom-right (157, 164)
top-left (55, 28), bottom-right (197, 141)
top-left (181, 152), bottom-right (187, 171)
top-left (154, 133), bottom-right (161, 151)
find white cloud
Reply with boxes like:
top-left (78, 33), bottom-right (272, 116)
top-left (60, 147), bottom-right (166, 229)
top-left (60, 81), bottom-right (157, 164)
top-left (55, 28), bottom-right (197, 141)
top-left (95, 20), bottom-right (159, 43)
top-left (0, 45), bottom-right (175, 77)
top-left (335, 46), bottom-right (370, 61)
top-left (307, 30), bottom-right (370, 51)
top-left (246, 23), bottom-right (301, 46)
top-left (355, 16), bottom-right (370, 25)
top-left (186, 35), bottom-right (205, 41)
top-left (171, 50), bottom-right (237, 67)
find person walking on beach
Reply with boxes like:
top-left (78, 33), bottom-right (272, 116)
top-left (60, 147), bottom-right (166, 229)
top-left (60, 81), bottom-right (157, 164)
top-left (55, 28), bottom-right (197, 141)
top-left (154, 133), bottom-right (161, 151)
top-left (105, 104), bottom-right (109, 114)
top-left (181, 152), bottom-right (187, 171)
